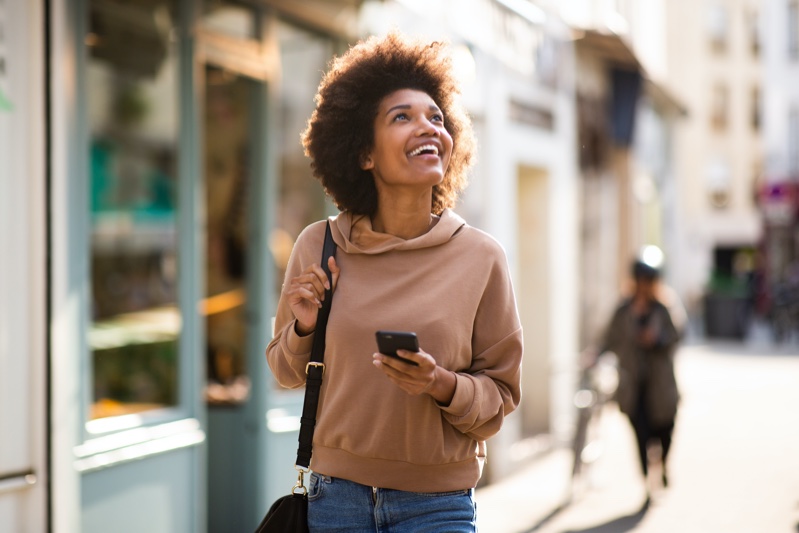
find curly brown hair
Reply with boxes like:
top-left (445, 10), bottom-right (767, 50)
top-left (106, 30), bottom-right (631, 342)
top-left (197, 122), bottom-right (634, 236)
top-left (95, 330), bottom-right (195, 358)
top-left (301, 31), bottom-right (476, 216)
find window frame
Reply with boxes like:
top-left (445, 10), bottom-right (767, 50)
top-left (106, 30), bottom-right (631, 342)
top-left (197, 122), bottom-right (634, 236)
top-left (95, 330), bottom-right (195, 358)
top-left (76, 0), bottom-right (204, 457)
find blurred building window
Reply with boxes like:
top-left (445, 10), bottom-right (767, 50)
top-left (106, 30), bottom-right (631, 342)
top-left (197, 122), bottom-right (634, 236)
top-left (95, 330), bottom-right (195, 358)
top-left (748, 8), bottom-right (761, 56)
top-left (711, 83), bottom-right (729, 130)
top-left (789, 109), bottom-right (799, 175)
top-left (270, 21), bottom-right (334, 289)
top-left (790, 1), bottom-right (799, 60)
top-left (751, 85), bottom-right (761, 130)
top-left (87, 0), bottom-right (181, 421)
top-left (706, 157), bottom-right (731, 209)
top-left (706, 2), bottom-right (729, 53)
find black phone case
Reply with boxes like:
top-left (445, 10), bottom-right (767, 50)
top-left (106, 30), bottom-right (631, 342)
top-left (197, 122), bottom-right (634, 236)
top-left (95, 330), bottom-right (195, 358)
top-left (375, 331), bottom-right (420, 366)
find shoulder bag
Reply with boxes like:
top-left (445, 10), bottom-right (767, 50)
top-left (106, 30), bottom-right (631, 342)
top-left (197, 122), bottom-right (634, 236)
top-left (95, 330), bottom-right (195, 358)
top-left (255, 221), bottom-right (337, 533)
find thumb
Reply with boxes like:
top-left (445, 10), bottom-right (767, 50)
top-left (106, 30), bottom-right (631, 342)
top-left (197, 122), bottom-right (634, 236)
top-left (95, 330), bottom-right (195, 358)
top-left (328, 256), bottom-right (341, 290)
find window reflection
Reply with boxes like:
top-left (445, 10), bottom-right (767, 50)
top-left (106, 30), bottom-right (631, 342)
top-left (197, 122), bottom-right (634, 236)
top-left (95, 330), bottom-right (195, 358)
top-left (87, 0), bottom-right (180, 420)
top-left (271, 22), bottom-right (334, 285)
top-left (203, 66), bottom-right (252, 405)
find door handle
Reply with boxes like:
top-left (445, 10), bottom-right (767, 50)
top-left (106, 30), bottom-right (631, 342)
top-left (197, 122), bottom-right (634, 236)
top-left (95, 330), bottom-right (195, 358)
top-left (0, 470), bottom-right (37, 494)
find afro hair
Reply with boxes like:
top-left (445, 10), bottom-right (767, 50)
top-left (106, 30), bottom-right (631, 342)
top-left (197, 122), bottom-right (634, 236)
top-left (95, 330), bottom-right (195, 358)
top-left (301, 31), bottom-right (476, 216)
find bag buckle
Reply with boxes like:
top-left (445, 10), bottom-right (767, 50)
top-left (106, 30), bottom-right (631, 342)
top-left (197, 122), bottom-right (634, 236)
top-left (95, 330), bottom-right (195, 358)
top-left (305, 362), bottom-right (325, 376)
top-left (293, 465), bottom-right (309, 495)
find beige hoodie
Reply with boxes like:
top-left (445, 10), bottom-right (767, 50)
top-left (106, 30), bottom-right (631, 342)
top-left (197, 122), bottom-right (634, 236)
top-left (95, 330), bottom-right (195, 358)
top-left (266, 209), bottom-right (523, 492)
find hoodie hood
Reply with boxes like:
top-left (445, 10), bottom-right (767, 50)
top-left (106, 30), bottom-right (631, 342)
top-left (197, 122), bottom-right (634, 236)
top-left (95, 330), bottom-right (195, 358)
top-left (329, 208), bottom-right (466, 255)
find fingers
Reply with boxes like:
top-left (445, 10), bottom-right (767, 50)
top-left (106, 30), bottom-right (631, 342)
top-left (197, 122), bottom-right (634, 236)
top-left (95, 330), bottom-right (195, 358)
top-left (372, 350), bottom-right (436, 394)
top-left (289, 264), bottom-right (329, 301)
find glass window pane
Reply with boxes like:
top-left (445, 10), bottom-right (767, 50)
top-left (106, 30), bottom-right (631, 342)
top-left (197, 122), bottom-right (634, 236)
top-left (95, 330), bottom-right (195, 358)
top-left (87, 0), bottom-right (180, 420)
top-left (203, 66), bottom-right (253, 405)
top-left (270, 22), bottom-right (334, 285)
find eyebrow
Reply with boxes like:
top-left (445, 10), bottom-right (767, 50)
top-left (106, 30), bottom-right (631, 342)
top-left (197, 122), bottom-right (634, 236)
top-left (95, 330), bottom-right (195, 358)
top-left (385, 103), bottom-right (442, 116)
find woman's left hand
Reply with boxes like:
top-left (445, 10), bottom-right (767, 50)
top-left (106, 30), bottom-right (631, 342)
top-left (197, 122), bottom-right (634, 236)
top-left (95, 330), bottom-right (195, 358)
top-left (373, 349), bottom-right (456, 405)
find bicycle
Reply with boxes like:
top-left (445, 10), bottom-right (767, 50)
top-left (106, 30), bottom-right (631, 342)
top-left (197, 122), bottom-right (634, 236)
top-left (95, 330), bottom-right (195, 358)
top-left (569, 351), bottom-right (618, 492)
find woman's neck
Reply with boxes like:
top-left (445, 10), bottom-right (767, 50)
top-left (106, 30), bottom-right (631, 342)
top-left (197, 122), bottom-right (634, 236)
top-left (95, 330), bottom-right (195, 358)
top-left (371, 207), bottom-right (434, 240)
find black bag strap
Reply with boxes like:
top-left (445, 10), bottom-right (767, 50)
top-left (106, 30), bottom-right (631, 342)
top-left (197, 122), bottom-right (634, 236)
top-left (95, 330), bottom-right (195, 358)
top-left (295, 221), bottom-right (337, 470)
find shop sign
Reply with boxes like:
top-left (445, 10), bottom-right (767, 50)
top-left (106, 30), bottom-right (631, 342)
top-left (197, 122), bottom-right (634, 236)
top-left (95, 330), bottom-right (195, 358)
top-left (760, 182), bottom-right (797, 225)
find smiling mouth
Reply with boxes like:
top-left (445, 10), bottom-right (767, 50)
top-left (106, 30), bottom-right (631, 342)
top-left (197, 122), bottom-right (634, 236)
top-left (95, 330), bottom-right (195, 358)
top-left (407, 144), bottom-right (439, 157)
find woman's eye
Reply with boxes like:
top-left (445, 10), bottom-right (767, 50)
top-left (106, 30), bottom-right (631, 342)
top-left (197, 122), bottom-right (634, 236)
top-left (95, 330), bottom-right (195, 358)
top-left (392, 113), bottom-right (409, 122)
top-left (431, 114), bottom-right (444, 123)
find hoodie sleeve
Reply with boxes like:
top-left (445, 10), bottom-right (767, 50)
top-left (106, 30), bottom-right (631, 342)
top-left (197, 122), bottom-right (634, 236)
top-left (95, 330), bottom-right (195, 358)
top-left (438, 243), bottom-right (523, 441)
top-left (265, 222), bottom-right (326, 388)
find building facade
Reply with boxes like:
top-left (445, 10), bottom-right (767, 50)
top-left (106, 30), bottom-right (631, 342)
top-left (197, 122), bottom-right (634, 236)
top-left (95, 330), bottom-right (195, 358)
top-left (559, 0), bottom-right (759, 337)
top-left (662, 0), bottom-right (764, 322)
top-left (555, 1), bottom-right (686, 346)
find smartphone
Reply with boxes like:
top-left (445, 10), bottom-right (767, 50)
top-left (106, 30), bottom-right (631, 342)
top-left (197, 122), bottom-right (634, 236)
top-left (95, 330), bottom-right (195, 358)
top-left (375, 330), bottom-right (420, 366)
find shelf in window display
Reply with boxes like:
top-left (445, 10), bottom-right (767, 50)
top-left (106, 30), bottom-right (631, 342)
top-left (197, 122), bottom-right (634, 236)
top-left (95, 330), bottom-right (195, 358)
top-left (89, 305), bottom-right (181, 351)
top-left (91, 210), bottom-right (177, 253)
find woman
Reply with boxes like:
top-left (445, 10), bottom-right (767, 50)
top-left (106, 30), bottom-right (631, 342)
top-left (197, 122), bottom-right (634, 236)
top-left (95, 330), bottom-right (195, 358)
top-left (601, 257), bottom-right (681, 491)
top-left (266, 31), bottom-right (523, 532)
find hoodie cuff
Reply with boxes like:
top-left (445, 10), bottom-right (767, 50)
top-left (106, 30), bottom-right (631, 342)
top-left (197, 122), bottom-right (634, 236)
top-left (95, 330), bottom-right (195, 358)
top-left (284, 319), bottom-right (315, 357)
top-left (438, 373), bottom-right (476, 418)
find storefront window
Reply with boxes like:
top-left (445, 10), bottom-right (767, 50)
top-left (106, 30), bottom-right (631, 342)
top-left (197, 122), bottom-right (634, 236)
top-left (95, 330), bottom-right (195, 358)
top-left (270, 22), bottom-right (335, 283)
top-left (87, 0), bottom-right (180, 420)
top-left (202, 66), bottom-right (254, 405)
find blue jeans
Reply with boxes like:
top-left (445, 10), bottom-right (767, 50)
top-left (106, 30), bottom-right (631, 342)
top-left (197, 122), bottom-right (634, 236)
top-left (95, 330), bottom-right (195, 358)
top-left (307, 473), bottom-right (477, 532)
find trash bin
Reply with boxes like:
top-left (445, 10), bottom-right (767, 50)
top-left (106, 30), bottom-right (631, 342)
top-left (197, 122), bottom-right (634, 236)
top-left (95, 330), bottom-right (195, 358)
top-left (703, 293), bottom-right (749, 340)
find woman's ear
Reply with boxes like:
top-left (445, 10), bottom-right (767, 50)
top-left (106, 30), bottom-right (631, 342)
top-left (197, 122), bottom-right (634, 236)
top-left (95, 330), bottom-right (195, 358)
top-left (360, 153), bottom-right (374, 170)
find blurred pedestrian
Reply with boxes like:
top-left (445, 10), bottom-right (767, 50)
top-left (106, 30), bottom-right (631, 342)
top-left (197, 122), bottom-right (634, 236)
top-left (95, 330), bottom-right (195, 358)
top-left (599, 248), bottom-right (683, 492)
top-left (266, 31), bottom-right (523, 532)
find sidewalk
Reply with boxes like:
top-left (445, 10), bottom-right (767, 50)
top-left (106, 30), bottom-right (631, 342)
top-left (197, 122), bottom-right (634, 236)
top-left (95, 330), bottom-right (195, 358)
top-left (474, 445), bottom-right (575, 533)
top-left (475, 340), bottom-right (799, 533)
top-left (474, 402), bottom-right (646, 533)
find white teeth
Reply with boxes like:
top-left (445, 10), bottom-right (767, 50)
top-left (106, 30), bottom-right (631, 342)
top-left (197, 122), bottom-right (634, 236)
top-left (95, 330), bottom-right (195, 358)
top-left (408, 144), bottom-right (439, 156)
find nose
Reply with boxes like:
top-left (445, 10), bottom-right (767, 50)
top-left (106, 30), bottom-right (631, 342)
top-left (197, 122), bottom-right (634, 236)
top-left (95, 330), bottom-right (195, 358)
top-left (416, 116), bottom-right (439, 136)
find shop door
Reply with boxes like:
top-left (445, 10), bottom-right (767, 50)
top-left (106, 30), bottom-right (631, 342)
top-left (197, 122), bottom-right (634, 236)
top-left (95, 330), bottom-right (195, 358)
top-left (202, 64), bottom-right (270, 532)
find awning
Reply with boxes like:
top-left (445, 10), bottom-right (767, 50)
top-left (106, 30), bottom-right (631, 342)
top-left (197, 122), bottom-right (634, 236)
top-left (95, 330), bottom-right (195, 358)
top-left (575, 29), bottom-right (687, 117)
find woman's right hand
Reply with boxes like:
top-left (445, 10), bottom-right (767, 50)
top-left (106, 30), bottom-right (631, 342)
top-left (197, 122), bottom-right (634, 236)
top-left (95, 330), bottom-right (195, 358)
top-left (285, 256), bottom-right (340, 336)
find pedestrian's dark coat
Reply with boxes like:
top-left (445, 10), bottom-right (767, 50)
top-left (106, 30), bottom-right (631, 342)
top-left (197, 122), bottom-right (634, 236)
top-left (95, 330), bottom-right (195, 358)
top-left (602, 299), bottom-right (681, 427)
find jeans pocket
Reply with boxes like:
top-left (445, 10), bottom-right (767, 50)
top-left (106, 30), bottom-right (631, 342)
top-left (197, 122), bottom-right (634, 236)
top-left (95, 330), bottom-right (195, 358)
top-left (308, 472), bottom-right (326, 502)
top-left (308, 472), bottom-right (333, 501)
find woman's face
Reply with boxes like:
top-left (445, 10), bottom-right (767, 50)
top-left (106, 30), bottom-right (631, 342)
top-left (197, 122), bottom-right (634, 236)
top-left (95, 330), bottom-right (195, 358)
top-left (361, 89), bottom-right (453, 195)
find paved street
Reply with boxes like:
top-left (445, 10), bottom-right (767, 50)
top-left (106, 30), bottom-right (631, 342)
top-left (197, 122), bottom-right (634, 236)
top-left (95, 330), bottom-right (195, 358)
top-left (476, 340), bottom-right (799, 533)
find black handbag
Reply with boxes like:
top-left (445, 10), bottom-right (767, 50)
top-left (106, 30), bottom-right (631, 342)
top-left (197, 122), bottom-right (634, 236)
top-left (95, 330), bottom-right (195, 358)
top-left (255, 221), bottom-right (337, 533)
